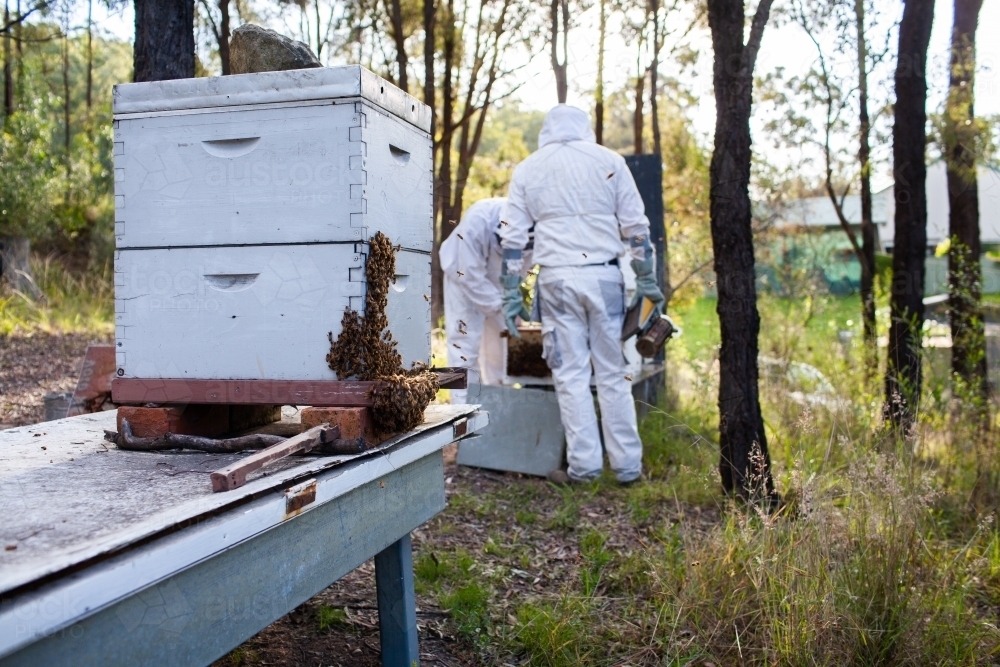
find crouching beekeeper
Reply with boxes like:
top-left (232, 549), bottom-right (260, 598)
top-left (441, 197), bottom-right (531, 404)
top-left (498, 105), bottom-right (663, 485)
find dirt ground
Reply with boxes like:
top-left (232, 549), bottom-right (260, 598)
top-left (210, 446), bottom-right (721, 667)
top-left (0, 332), bottom-right (111, 429)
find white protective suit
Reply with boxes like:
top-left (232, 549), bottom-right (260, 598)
top-left (441, 198), bottom-right (508, 404)
top-left (499, 105), bottom-right (651, 483)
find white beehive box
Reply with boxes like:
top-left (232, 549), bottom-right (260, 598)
top-left (111, 66), bottom-right (432, 384)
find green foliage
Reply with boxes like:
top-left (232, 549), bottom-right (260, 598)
top-left (441, 582), bottom-right (490, 639)
top-left (0, 95), bottom-right (60, 239)
top-left (512, 600), bottom-right (593, 667)
top-left (1, 24), bottom-right (131, 262)
top-left (315, 605), bottom-right (347, 631)
top-left (464, 103), bottom-right (543, 203)
top-left (544, 485), bottom-right (582, 532)
top-left (414, 549), bottom-right (476, 593)
top-left (578, 529), bottom-right (612, 596)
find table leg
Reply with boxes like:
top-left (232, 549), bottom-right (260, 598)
top-left (374, 533), bottom-right (419, 667)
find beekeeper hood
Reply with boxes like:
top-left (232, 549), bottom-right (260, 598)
top-left (537, 105), bottom-right (596, 148)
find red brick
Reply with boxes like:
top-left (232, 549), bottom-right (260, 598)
top-left (300, 407), bottom-right (382, 447)
top-left (117, 404), bottom-right (230, 439)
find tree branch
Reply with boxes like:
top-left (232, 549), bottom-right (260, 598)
top-left (741, 0), bottom-right (775, 77)
top-left (1, 1), bottom-right (44, 34)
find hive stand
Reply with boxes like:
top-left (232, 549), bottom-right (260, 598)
top-left (0, 406), bottom-right (487, 667)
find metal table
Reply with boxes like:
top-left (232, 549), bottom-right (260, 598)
top-left (0, 404), bottom-right (486, 666)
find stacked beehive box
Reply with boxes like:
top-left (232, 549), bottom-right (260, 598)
top-left (110, 67), bottom-right (432, 404)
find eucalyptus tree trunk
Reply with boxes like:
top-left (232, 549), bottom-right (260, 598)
top-left (390, 0), bottom-right (408, 91)
top-left (649, 0), bottom-right (661, 158)
top-left (945, 0), bottom-right (987, 407)
top-left (4, 0), bottom-right (12, 117)
top-left (706, 0), bottom-right (776, 502)
top-left (595, 0), bottom-right (606, 144)
top-left (633, 60), bottom-right (643, 154)
top-left (430, 0), bottom-right (455, 325)
top-left (86, 0), bottom-right (93, 109)
top-left (550, 0), bottom-right (567, 104)
top-left (884, 0), bottom-right (934, 431)
top-left (855, 0), bottom-right (877, 352)
top-left (134, 0), bottom-right (195, 82)
top-left (218, 0), bottom-right (231, 75)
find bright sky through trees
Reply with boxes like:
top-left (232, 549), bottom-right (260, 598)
top-left (78, 0), bottom-right (999, 191)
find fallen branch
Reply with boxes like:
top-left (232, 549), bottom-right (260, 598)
top-left (105, 418), bottom-right (286, 453)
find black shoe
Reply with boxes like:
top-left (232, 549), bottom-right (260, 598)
top-left (546, 469), bottom-right (573, 485)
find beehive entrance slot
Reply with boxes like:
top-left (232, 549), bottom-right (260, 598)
top-left (201, 137), bottom-right (261, 158)
top-left (389, 144), bottom-right (410, 166)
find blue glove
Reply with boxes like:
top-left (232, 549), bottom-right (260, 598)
top-left (501, 274), bottom-right (529, 338)
top-left (629, 256), bottom-right (665, 312)
top-left (500, 248), bottom-right (528, 338)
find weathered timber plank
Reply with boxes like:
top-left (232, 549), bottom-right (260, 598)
top-left (209, 424), bottom-right (339, 491)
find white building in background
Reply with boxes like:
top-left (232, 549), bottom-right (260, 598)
top-left (775, 161), bottom-right (1000, 252)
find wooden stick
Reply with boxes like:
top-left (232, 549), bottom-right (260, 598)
top-left (210, 424), bottom-right (340, 492)
top-left (105, 419), bottom-right (287, 453)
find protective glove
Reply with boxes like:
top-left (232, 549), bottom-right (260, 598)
top-left (501, 273), bottom-right (529, 338)
top-left (629, 256), bottom-right (665, 313)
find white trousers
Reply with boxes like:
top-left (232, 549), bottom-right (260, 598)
top-left (537, 265), bottom-right (642, 482)
top-left (444, 274), bottom-right (505, 404)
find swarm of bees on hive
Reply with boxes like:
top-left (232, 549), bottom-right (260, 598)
top-left (327, 231), bottom-right (439, 437)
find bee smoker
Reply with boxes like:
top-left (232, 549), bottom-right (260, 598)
top-left (635, 314), bottom-right (679, 358)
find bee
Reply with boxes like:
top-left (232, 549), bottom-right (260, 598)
top-left (448, 219), bottom-right (457, 226)
top-left (606, 172), bottom-right (614, 179)
top-left (459, 329), bottom-right (468, 334)
top-left (453, 344), bottom-right (461, 349)
top-left (624, 375), bottom-right (633, 382)
top-left (582, 253), bottom-right (588, 258)
top-left (423, 294), bottom-right (430, 302)
top-left (500, 220), bottom-right (509, 226)
top-left (460, 356), bottom-right (467, 361)
top-left (456, 233), bottom-right (464, 240)
top-left (635, 234), bottom-right (645, 243)
top-left (457, 270), bottom-right (465, 277)
top-left (459, 319), bottom-right (467, 326)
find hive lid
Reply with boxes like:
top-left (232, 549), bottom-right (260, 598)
top-left (112, 65), bottom-right (431, 132)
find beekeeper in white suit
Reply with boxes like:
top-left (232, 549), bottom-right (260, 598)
top-left (499, 105), bottom-right (664, 485)
top-left (441, 197), bottom-right (523, 404)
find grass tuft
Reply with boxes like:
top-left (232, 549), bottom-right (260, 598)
top-left (0, 254), bottom-right (113, 334)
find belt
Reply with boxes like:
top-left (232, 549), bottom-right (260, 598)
top-left (539, 258), bottom-right (619, 270)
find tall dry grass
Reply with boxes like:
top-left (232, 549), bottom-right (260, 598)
top-left (0, 254), bottom-right (114, 335)
top-left (505, 293), bottom-right (999, 665)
